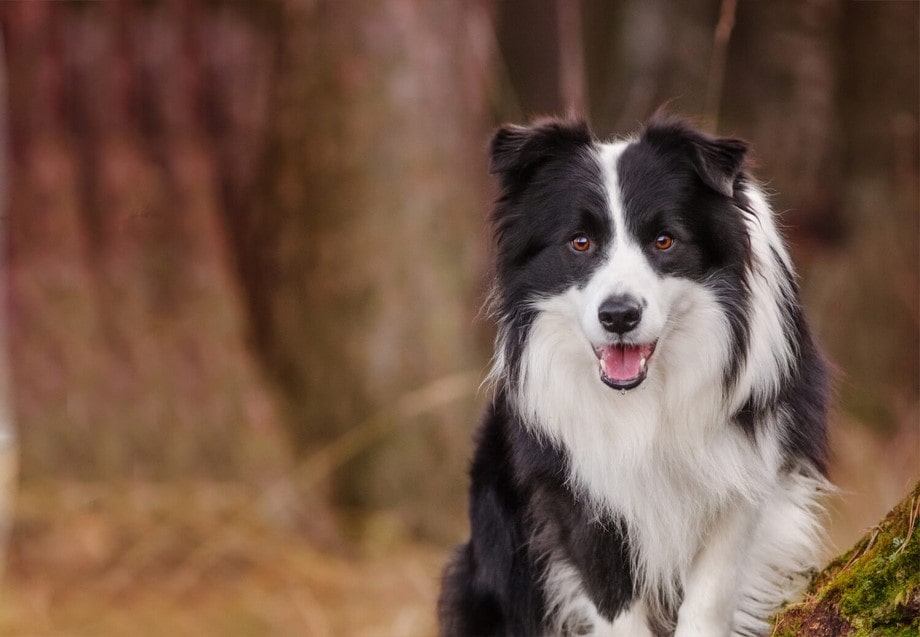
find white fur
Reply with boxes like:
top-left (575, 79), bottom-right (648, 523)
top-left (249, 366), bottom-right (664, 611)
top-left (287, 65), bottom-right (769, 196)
top-left (496, 142), bottom-right (830, 635)
top-left (728, 186), bottom-right (799, 414)
top-left (731, 468), bottom-right (831, 635)
top-left (675, 499), bottom-right (759, 636)
top-left (610, 600), bottom-right (657, 637)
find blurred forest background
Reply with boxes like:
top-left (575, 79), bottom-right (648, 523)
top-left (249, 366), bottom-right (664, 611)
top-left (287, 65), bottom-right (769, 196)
top-left (0, 0), bottom-right (916, 635)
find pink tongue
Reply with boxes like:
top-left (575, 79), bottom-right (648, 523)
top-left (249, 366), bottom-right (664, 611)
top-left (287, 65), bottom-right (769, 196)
top-left (601, 344), bottom-right (648, 381)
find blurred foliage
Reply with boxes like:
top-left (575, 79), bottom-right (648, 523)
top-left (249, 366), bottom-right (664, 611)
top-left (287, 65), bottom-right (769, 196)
top-left (0, 0), bottom-right (914, 609)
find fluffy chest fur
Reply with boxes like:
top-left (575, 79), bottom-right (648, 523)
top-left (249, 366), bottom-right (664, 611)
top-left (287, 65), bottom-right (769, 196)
top-left (514, 310), bottom-right (785, 610)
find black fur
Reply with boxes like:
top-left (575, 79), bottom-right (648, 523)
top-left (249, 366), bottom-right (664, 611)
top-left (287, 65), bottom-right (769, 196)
top-left (439, 395), bottom-right (636, 636)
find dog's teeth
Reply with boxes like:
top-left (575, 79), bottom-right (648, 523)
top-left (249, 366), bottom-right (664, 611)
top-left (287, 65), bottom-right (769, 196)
top-left (640, 357), bottom-right (647, 370)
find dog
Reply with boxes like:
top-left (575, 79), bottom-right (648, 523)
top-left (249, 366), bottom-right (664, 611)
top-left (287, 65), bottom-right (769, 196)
top-left (438, 115), bottom-right (831, 637)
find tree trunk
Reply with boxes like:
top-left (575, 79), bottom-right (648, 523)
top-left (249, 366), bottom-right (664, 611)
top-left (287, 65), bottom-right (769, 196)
top-left (254, 0), bottom-right (495, 535)
top-left (1, 1), bottom-right (289, 481)
top-left (0, 29), bottom-right (15, 583)
top-left (773, 481), bottom-right (920, 636)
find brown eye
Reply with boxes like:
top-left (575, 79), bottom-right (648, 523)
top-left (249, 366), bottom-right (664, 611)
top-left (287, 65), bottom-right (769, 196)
top-left (655, 233), bottom-right (674, 250)
top-left (571, 234), bottom-right (591, 252)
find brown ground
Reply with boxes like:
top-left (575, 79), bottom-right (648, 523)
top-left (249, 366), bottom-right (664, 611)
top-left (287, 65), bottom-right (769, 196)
top-left (0, 482), bottom-right (446, 637)
top-left (1, 427), bottom-right (915, 637)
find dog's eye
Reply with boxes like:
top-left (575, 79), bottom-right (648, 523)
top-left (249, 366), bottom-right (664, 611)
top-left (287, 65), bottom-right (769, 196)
top-left (654, 233), bottom-right (674, 250)
top-left (571, 234), bottom-right (592, 252)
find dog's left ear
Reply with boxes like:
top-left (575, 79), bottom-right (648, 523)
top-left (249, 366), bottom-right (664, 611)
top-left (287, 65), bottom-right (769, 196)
top-left (689, 135), bottom-right (748, 198)
top-left (644, 114), bottom-right (748, 198)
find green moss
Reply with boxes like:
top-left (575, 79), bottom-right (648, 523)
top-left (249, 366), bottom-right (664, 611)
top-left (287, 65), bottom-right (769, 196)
top-left (827, 484), bottom-right (920, 633)
top-left (773, 481), bottom-right (920, 636)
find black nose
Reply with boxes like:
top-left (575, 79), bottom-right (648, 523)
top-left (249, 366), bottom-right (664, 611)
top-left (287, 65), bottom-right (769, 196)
top-left (598, 295), bottom-right (643, 334)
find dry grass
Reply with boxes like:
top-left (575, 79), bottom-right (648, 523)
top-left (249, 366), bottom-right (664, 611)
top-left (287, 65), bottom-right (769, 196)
top-left (0, 482), bottom-right (447, 637)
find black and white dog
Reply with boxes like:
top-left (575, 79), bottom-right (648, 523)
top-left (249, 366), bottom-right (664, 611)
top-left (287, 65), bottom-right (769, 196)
top-left (438, 115), bottom-right (831, 637)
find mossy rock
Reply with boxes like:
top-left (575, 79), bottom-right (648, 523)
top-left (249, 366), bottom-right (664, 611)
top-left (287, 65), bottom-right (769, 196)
top-left (772, 481), bottom-right (920, 636)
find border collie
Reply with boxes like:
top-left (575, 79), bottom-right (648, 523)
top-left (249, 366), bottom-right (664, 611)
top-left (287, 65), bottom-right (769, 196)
top-left (438, 115), bottom-right (831, 637)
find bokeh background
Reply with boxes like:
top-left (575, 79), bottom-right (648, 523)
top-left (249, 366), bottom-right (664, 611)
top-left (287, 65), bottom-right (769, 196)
top-left (0, 0), bottom-right (916, 635)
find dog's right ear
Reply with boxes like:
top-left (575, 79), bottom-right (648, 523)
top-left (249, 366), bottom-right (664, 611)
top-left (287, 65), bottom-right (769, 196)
top-left (489, 119), bottom-right (592, 179)
top-left (490, 125), bottom-right (533, 174)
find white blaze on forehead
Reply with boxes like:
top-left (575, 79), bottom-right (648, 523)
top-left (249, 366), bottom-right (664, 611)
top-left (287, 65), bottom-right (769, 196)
top-left (595, 141), bottom-right (632, 246)
top-left (593, 140), bottom-right (656, 274)
top-left (580, 140), bottom-right (663, 345)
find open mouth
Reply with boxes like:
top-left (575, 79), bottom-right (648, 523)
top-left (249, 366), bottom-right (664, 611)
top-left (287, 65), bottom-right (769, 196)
top-left (594, 341), bottom-right (657, 390)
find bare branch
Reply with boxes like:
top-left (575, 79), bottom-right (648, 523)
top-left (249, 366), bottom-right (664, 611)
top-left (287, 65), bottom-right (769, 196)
top-left (705, 0), bottom-right (737, 133)
top-left (557, 0), bottom-right (587, 119)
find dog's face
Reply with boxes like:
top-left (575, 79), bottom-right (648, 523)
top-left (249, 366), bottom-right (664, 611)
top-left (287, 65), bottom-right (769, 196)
top-left (490, 117), bottom-right (751, 393)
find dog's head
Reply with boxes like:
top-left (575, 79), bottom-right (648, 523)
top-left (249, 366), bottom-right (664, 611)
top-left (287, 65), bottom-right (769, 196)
top-left (489, 115), bottom-right (753, 394)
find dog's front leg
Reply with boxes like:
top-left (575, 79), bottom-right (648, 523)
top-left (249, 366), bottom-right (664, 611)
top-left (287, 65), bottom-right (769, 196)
top-left (673, 501), bottom-right (759, 637)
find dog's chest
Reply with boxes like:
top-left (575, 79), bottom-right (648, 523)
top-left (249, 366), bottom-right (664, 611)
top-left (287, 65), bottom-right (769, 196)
top-left (563, 411), bottom-right (769, 603)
